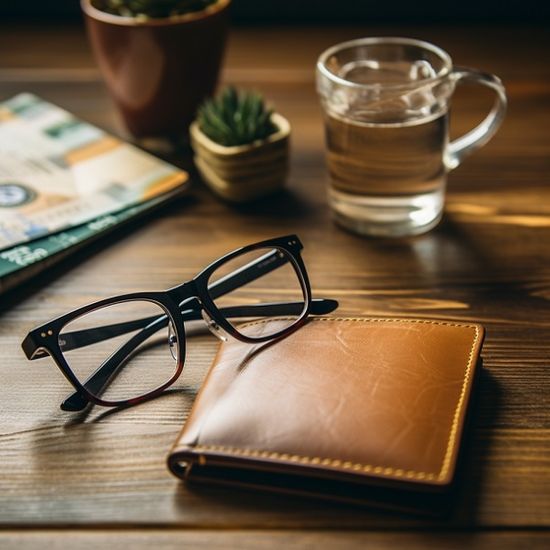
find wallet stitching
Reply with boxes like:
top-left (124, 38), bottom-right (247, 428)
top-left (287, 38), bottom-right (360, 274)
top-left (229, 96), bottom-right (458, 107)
top-left (190, 317), bottom-right (480, 483)
top-left (240, 316), bottom-right (480, 331)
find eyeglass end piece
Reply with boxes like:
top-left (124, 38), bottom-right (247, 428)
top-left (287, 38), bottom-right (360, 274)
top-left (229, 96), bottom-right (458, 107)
top-left (311, 298), bottom-right (339, 315)
top-left (60, 392), bottom-right (89, 412)
top-left (21, 333), bottom-right (38, 360)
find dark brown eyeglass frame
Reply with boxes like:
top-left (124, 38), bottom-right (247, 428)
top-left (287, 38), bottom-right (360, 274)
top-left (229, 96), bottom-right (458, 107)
top-left (21, 234), bottom-right (338, 411)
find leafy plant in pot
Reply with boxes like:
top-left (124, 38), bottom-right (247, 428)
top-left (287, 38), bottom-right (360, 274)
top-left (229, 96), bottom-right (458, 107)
top-left (81, 0), bottom-right (231, 138)
top-left (191, 87), bottom-right (291, 202)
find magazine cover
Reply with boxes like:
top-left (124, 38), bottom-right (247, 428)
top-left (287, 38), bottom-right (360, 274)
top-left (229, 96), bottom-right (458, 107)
top-left (0, 93), bottom-right (188, 251)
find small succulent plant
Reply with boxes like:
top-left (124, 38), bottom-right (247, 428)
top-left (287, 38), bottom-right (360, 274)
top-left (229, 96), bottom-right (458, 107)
top-left (93, 0), bottom-right (217, 18)
top-left (197, 87), bottom-right (279, 147)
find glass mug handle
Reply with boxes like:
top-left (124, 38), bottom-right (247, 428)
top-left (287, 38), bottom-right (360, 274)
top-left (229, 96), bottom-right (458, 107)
top-left (445, 67), bottom-right (507, 171)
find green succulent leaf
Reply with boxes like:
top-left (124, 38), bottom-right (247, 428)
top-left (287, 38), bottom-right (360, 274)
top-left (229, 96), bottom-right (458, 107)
top-left (197, 86), bottom-right (278, 147)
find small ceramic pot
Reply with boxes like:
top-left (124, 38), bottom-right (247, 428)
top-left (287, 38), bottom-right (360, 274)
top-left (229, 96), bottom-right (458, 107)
top-left (81, 0), bottom-right (230, 138)
top-left (190, 113), bottom-right (290, 202)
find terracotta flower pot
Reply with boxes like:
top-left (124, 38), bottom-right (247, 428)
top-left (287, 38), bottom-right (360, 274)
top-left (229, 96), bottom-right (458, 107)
top-left (190, 113), bottom-right (290, 202)
top-left (81, 0), bottom-right (231, 138)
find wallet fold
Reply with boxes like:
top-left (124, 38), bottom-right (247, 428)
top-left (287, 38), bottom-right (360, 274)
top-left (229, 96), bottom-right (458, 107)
top-left (168, 317), bottom-right (484, 511)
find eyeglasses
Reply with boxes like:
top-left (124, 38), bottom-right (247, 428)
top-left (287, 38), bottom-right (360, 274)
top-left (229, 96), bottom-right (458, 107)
top-left (22, 235), bottom-right (338, 411)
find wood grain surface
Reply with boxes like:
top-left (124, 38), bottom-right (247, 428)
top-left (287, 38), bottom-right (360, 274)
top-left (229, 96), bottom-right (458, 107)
top-left (0, 23), bottom-right (549, 548)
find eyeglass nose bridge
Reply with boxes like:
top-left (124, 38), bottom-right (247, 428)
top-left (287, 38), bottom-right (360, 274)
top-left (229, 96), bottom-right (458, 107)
top-left (170, 280), bottom-right (199, 304)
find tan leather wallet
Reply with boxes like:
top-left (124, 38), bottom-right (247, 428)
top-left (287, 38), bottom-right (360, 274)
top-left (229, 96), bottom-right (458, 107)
top-left (168, 317), bottom-right (484, 512)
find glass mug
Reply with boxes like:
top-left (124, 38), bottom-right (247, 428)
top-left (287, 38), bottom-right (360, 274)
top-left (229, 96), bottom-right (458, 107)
top-left (316, 37), bottom-right (507, 237)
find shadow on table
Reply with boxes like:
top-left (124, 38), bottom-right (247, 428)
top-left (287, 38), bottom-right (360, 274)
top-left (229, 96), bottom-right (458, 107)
top-left (349, 214), bottom-right (546, 325)
top-left (210, 186), bottom-right (319, 221)
top-left (449, 367), bottom-right (502, 524)
top-left (363, 215), bottom-right (505, 276)
top-left (62, 387), bottom-right (195, 425)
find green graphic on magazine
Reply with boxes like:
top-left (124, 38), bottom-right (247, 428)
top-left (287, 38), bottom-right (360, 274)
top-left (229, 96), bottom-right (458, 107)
top-left (0, 190), bottom-right (182, 295)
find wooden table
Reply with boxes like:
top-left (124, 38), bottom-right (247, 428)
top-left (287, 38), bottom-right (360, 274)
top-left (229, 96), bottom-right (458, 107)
top-left (1, 23), bottom-right (549, 548)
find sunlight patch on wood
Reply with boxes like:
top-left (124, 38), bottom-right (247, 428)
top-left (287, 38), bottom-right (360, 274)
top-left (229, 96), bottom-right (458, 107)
top-left (447, 204), bottom-right (550, 227)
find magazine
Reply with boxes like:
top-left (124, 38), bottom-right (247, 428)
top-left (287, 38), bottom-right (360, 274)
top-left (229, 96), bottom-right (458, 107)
top-left (0, 93), bottom-right (188, 251)
top-left (0, 93), bottom-right (190, 295)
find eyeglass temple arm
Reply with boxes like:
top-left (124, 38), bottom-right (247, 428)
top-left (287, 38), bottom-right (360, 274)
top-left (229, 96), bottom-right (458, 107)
top-left (59, 298), bottom-right (337, 411)
top-left (205, 299), bottom-right (338, 319)
top-left (54, 298), bottom-right (336, 354)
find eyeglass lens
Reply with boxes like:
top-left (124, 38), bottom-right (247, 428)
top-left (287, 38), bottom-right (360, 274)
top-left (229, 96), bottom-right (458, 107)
top-left (58, 300), bottom-right (179, 403)
top-left (207, 246), bottom-right (306, 338)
